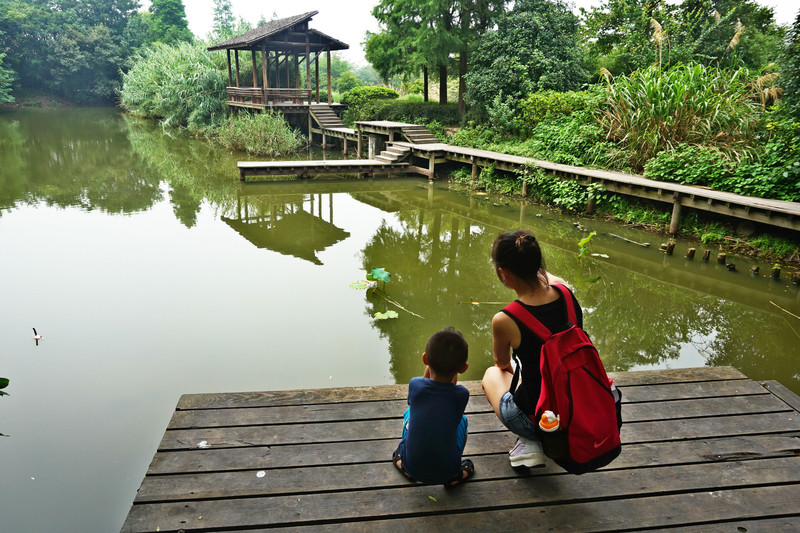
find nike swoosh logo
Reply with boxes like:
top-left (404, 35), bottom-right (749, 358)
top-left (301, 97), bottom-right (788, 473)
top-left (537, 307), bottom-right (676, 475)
top-left (593, 437), bottom-right (610, 449)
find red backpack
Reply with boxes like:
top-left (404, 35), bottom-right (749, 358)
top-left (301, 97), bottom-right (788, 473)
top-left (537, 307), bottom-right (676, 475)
top-left (505, 284), bottom-right (622, 474)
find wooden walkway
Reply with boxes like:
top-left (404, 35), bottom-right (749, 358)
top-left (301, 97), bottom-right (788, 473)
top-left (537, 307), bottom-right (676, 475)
top-left (238, 159), bottom-right (408, 180)
top-left (122, 367), bottom-right (800, 532)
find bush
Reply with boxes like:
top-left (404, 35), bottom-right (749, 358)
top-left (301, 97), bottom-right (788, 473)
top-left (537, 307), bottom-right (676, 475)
top-left (518, 89), bottom-right (601, 132)
top-left (120, 41), bottom-right (228, 131)
top-left (644, 144), bottom-right (735, 187)
top-left (213, 111), bottom-right (305, 156)
top-left (598, 63), bottom-right (759, 171)
top-left (340, 85), bottom-right (399, 107)
top-left (368, 100), bottom-right (459, 125)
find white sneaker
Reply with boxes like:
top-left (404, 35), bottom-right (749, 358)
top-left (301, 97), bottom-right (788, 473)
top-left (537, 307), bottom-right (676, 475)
top-left (509, 437), bottom-right (546, 468)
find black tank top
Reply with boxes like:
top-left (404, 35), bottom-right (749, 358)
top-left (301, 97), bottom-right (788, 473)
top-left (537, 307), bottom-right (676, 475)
top-left (501, 288), bottom-right (583, 414)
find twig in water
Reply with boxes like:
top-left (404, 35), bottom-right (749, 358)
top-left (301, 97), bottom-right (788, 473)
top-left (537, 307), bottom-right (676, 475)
top-left (371, 289), bottom-right (425, 319)
top-left (609, 233), bottom-right (650, 247)
top-left (770, 301), bottom-right (800, 321)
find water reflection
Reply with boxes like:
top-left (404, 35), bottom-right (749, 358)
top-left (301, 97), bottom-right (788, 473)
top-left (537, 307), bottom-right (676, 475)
top-left (223, 189), bottom-right (349, 265)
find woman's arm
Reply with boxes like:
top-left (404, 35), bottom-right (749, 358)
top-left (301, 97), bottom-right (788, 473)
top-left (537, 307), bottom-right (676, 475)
top-left (491, 312), bottom-right (519, 373)
top-left (545, 271), bottom-right (570, 289)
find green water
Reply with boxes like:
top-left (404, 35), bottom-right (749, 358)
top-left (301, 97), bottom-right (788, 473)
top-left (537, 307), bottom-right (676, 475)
top-left (1, 108), bottom-right (798, 532)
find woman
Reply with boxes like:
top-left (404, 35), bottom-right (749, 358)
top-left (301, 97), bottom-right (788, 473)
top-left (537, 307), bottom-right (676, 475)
top-left (481, 229), bottom-right (583, 467)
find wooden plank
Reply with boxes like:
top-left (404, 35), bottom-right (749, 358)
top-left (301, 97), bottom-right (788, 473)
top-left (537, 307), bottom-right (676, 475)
top-left (166, 390), bottom-right (778, 433)
top-left (244, 485), bottom-right (800, 532)
top-left (762, 379), bottom-right (800, 413)
top-left (133, 434), bottom-right (800, 502)
top-left (174, 367), bottom-right (747, 410)
top-left (158, 396), bottom-right (797, 451)
top-left (122, 458), bottom-right (800, 532)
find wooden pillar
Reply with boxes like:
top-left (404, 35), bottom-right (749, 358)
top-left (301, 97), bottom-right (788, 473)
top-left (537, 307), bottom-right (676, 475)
top-left (357, 126), bottom-right (362, 157)
top-left (471, 158), bottom-right (478, 183)
top-left (261, 44), bottom-right (269, 89)
top-left (285, 52), bottom-right (290, 91)
top-left (234, 50), bottom-right (240, 87)
top-left (368, 135), bottom-right (378, 159)
top-left (226, 50), bottom-right (233, 86)
top-left (326, 49), bottom-right (332, 105)
top-left (669, 192), bottom-right (682, 235)
top-left (342, 138), bottom-right (347, 154)
top-left (251, 50), bottom-right (257, 88)
top-left (315, 52), bottom-right (320, 103)
top-left (428, 155), bottom-right (436, 179)
top-left (423, 65), bottom-right (429, 103)
top-left (305, 35), bottom-right (311, 103)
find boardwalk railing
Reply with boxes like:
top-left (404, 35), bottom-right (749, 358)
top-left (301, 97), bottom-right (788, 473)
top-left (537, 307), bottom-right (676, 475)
top-left (226, 87), bottom-right (312, 106)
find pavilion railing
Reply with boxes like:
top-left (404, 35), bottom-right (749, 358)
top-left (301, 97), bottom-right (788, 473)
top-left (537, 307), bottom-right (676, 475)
top-left (226, 87), bottom-right (313, 106)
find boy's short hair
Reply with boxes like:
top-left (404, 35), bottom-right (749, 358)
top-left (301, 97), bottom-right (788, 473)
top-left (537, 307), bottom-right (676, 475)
top-left (425, 327), bottom-right (468, 375)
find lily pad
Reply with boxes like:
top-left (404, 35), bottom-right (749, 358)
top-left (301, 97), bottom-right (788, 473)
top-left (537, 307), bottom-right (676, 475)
top-left (374, 310), bottom-right (399, 320)
top-left (367, 267), bottom-right (391, 283)
top-left (587, 276), bottom-right (601, 283)
top-left (350, 281), bottom-right (369, 289)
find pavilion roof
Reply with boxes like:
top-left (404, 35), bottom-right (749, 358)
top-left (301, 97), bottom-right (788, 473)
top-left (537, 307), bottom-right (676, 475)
top-left (207, 11), bottom-right (349, 52)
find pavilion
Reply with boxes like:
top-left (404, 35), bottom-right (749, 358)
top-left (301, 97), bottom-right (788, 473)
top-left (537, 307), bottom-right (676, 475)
top-left (207, 11), bottom-right (349, 109)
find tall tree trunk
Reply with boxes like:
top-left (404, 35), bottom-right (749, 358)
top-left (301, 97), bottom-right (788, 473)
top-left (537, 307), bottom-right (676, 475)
top-left (423, 66), bottom-right (429, 103)
top-left (439, 63), bottom-right (447, 105)
top-left (458, 47), bottom-right (467, 116)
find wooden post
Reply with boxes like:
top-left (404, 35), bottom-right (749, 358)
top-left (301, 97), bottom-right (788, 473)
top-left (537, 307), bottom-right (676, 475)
top-left (315, 52), bottom-right (320, 103)
top-left (368, 135), bottom-right (378, 159)
top-left (428, 155), bottom-right (436, 179)
top-left (326, 49), bottom-right (332, 105)
top-left (586, 194), bottom-right (596, 214)
top-left (717, 253), bottom-right (727, 264)
top-left (235, 50), bottom-right (241, 87)
top-left (665, 240), bottom-right (675, 255)
top-left (703, 250), bottom-right (711, 262)
top-left (306, 35), bottom-right (311, 103)
top-left (772, 265), bottom-right (781, 280)
top-left (686, 248), bottom-right (696, 259)
top-left (669, 192), bottom-right (682, 234)
top-left (251, 50), bottom-right (257, 88)
top-left (261, 44), bottom-right (268, 103)
top-left (471, 160), bottom-right (478, 183)
top-left (343, 138), bottom-right (348, 154)
top-left (226, 50), bottom-right (233, 86)
top-left (357, 127), bottom-right (362, 157)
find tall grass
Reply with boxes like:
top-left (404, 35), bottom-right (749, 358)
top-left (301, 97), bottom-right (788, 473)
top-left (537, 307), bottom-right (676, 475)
top-left (120, 42), bottom-right (228, 131)
top-left (213, 111), bottom-right (304, 156)
top-left (598, 63), bottom-right (759, 170)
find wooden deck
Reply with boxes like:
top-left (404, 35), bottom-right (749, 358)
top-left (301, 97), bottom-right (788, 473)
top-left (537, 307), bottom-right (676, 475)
top-left (122, 367), bottom-right (800, 532)
top-left (238, 159), bottom-right (408, 180)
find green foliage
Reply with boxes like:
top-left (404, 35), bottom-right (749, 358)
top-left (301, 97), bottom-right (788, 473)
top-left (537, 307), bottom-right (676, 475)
top-left (518, 90), bottom-right (600, 129)
top-left (466, 0), bottom-right (589, 120)
top-left (0, 0), bottom-right (144, 103)
top-left (211, 0), bottom-right (235, 41)
top-left (0, 50), bottom-right (14, 104)
top-left (748, 234), bottom-right (799, 259)
top-left (120, 41), bottom-right (228, 131)
top-left (336, 71), bottom-right (366, 94)
top-left (582, 0), bottom-right (784, 77)
top-left (523, 166), bottom-right (589, 210)
top-left (367, 100), bottom-right (459, 125)
top-left (780, 10), bottom-right (800, 122)
top-left (341, 85), bottom-right (399, 124)
top-left (644, 144), bottom-right (735, 187)
top-left (212, 111), bottom-right (304, 156)
top-left (598, 63), bottom-right (759, 170)
top-left (578, 231), bottom-right (597, 258)
top-left (367, 267), bottom-right (392, 282)
top-left (148, 0), bottom-right (193, 44)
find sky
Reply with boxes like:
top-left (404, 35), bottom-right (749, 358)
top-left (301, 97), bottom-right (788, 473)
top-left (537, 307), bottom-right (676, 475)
top-left (149, 1), bottom-right (798, 65)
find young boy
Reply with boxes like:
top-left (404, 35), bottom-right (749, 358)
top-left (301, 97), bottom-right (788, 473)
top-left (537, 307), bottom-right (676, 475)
top-left (392, 327), bottom-right (473, 486)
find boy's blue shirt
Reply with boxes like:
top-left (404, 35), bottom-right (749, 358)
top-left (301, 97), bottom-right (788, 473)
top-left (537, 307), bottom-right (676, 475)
top-left (398, 376), bottom-right (469, 483)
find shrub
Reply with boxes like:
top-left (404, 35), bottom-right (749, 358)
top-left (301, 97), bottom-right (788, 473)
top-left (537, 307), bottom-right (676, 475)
top-left (518, 89), bottom-right (601, 132)
top-left (120, 41), bottom-right (228, 131)
top-left (369, 101), bottom-right (459, 125)
top-left (213, 111), bottom-right (304, 156)
top-left (598, 63), bottom-right (759, 171)
top-left (340, 86), bottom-right (399, 125)
top-left (644, 144), bottom-right (735, 187)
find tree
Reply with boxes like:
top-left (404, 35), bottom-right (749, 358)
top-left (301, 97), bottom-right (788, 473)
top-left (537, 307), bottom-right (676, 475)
top-left (781, 9), bottom-right (800, 120)
top-left (581, 0), bottom-right (784, 76)
top-left (367, 0), bottom-right (505, 110)
top-left (0, 49), bottom-right (14, 104)
top-left (211, 0), bottom-right (235, 41)
top-left (466, 0), bottom-right (588, 120)
top-left (148, 0), bottom-right (193, 44)
top-left (0, 0), bottom-right (144, 102)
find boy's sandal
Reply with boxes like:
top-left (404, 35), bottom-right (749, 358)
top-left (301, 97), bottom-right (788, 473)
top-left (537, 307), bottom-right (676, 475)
top-left (392, 449), bottom-right (416, 482)
top-left (444, 459), bottom-right (474, 488)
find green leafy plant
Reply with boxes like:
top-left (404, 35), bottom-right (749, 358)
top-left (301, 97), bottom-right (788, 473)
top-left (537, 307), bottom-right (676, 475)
top-left (578, 231), bottom-right (597, 258)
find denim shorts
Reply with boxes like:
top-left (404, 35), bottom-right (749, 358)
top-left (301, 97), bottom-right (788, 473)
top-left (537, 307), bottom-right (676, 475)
top-left (499, 392), bottom-right (539, 441)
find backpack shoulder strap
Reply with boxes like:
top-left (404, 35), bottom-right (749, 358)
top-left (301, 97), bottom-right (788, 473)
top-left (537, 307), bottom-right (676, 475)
top-left (503, 300), bottom-right (553, 341)
top-left (552, 284), bottom-right (577, 326)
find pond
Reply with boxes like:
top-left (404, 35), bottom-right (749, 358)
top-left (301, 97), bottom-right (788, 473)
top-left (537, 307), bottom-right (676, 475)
top-left (1, 108), bottom-right (799, 532)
